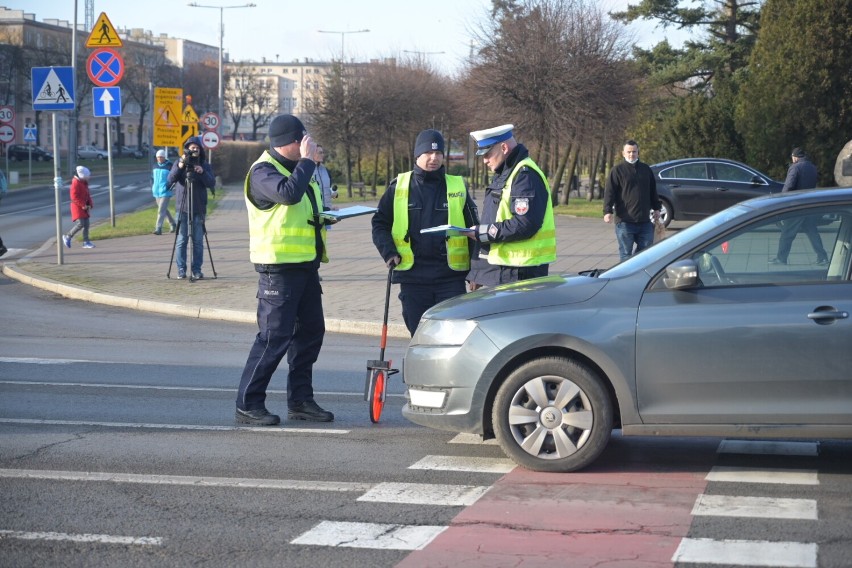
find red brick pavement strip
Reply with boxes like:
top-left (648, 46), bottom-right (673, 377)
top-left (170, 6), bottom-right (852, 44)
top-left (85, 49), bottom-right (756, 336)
top-left (398, 436), bottom-right (718, 568)
top-left (2, 187), bottom-right (625, 338)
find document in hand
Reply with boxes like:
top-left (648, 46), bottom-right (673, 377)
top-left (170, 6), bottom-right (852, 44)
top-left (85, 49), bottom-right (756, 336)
top-left (420, 224), bottom-right (474, 235)
top-left (320, 205), bottom-right (378, 221)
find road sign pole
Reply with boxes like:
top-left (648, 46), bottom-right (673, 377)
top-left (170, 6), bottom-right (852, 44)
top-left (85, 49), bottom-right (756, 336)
top-left (52, 113), bottom-right (64, 265)
top-left (106, 117), bottom-right (115, 227)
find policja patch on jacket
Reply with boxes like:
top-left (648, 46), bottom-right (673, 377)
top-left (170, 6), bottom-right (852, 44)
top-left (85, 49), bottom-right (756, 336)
top-left (514, 197), bottom-right (530, 215)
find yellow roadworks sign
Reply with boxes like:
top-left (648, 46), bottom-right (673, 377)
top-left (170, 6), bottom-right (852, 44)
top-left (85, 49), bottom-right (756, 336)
top-left (153, 87), bottom-right (182, 147)
top-left (86, 13), bottom-right (123, 48)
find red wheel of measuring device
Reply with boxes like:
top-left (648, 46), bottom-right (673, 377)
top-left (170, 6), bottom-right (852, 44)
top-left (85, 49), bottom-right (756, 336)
top-left (369, 369), bottom-right (386, 423)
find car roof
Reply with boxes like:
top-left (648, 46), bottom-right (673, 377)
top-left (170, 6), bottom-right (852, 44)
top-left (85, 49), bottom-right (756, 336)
top-left (650, 157), bottom-right (755, 170)
top-left (742, 186), bottom-right (852, 209)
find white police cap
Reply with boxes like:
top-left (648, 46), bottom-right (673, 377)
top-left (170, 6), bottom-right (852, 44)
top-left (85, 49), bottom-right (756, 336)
top-left (470, 124), bottom-right (514, 155)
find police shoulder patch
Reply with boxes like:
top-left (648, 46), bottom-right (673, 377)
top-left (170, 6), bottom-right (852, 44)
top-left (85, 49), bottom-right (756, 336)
top-left (513, 197), bottom-right (530, 215)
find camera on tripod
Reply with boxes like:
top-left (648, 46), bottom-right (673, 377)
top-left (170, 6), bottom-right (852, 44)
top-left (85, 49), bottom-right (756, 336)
top-left (183, 148), bottom-right (201, 169)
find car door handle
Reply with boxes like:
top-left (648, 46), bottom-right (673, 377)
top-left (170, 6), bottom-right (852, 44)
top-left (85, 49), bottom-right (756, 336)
top-left (716, 187), bottom-right (729, 192)
top-left (807, 309), bottom-right (849, 323)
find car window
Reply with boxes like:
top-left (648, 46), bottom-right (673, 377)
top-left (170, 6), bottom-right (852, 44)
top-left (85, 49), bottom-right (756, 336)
top-left (660, 163), bottom-right (708, 180)
top-left (690, 206), bottom-right (852, 287)
top-left (713, 163), bottom-right (757, 183)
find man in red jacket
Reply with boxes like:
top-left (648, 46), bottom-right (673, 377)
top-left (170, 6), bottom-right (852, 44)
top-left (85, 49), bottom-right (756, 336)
top-left (63, 166), bottom-right (95, 249)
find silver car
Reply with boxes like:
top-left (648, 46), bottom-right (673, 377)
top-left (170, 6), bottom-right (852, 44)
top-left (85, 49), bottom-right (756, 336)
top-left (402, 188), bottom-right (852, 472)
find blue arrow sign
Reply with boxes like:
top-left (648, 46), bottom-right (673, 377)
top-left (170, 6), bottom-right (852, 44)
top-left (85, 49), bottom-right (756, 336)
top-left (93, 86), bottom-right (121, 117)
top-left (31, 67), bottom-right (75, 110)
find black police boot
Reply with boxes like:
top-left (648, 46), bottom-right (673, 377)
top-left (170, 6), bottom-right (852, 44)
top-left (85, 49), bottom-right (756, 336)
top-left (288, 400), bottom-right (334, 422)
top-left (235, 407), bottom-right (281, 426)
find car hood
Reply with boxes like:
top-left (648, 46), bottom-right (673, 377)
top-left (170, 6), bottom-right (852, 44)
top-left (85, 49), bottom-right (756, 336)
top-left (423, 274), bottom-right (609, 321)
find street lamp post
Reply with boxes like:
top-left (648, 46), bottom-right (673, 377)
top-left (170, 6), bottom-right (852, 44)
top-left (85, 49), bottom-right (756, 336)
top-left (187, 2), bottom-right (256, 127)
top-left (317, 29), bottom-right (370, 63)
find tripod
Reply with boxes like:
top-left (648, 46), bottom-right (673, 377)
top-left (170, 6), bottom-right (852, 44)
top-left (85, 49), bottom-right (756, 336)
top-left (166, 166), bottom-right (217, 282)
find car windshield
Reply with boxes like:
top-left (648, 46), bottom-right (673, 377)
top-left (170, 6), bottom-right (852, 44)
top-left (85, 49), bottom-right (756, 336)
top-left (600, 203), bottom-right (752, 278)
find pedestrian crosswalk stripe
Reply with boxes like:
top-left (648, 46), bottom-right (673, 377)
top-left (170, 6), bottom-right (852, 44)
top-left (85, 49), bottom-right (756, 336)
top-left (0, 530), bottom-right (162, 546)
top-left (357, 482), bottom-right (491, 506)
top-left (717, 440), bottom-right (819, 456)
top-left (672, 538), bottom-right (817, 568)
top-left (291, 521), bottom-right (446, 550)
top-left (691, 494), bottom-right (817, 520)
top-left (448, 433), bottom-right (499, 445)
top-left (707, 466), bottom-right (819, 485)
top-left (409, 455), bottom-right (515, 473)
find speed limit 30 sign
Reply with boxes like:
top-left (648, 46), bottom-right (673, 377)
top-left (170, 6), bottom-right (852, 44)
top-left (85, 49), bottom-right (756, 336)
top-left (201, 112), bottom-right (220, 131)
top-left (0, 106), bottom-right (14, 123)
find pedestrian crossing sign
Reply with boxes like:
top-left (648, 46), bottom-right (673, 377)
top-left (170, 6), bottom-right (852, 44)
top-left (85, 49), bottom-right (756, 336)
top-left (31, 67), bottom-right (75, 110)
top-left (86, 12), bottom-right (123, 48)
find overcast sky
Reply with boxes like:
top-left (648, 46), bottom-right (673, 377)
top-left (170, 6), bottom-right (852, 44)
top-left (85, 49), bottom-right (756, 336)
top-left (8, 0), bottom-right (686, 76)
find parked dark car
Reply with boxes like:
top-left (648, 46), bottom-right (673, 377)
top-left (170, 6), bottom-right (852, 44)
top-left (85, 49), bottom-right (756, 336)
top-left (402, 187), bottom-right (852, 472)
top-left (651, 158), bottom-right (783, 227)
top-left (120, 146), bottom-right (145, 159)
top-left (6, 144), bottom-right (53, 162)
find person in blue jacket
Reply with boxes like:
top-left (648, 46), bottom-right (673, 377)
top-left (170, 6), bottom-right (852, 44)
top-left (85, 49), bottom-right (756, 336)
top-left (151, 149), bottom-right (175, 235)
top-left (168, 137), bottom-right (216, 280)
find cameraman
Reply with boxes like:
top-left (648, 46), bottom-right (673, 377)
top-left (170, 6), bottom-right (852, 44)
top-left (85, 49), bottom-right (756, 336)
top-left (168, 137), bottom-right (216, 279)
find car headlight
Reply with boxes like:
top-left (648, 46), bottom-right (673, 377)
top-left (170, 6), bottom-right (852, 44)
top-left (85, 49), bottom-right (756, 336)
top-left (412, 319), bottom-right (477, 346)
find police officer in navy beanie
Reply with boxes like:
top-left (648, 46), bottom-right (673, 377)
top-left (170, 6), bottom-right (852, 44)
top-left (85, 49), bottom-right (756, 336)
top-left (372, 129), bottom-right (478, 336)
top-left (236, 113), bottom-right (336, 425)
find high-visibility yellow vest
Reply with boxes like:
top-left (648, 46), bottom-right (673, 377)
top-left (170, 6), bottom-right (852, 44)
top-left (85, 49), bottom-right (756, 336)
top-left (489, 158), bottom-right (556, 266)
top-left (391, 172), bottom-right (469, 271)
top-left (244, 151), bottom-right (328, 264)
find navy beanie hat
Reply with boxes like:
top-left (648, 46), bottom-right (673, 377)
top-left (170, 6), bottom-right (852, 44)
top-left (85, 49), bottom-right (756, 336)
top-left (414, 129), bottom-right (445, 158)
top-left (269, 114), bottom-right (306, 148)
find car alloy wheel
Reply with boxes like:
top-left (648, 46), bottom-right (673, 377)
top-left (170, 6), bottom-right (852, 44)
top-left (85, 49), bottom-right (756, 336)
top-left (493, 357), bottom-right (612, 472)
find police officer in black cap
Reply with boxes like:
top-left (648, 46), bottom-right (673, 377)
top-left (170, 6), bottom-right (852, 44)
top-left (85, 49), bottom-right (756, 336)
top-left (235, 113), bottom-right (334, 425)
top-left (372, 129), bottom-right (479, 336)
top-left (467, 124), bottom-right (556, 289)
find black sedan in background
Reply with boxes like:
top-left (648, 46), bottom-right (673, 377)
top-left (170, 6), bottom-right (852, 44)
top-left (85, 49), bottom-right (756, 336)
top-left (651, 158), bottom-right (783, 227)
top-left (6, 144), bottom-right (53, 162)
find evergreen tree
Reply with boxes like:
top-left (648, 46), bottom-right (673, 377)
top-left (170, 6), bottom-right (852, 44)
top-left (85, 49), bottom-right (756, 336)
top-left (736, 0), bottom-right (852, 184)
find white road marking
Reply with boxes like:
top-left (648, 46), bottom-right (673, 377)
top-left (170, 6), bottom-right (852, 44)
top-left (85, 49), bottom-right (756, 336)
top-left (672, 538), bottom-right (817, 568)
top-left (707, 466), bottom-right (819, 485)
top-left (0, 530), bottom-right (162, 546)
top-left (718, 440), bottom-right (819, 456)
top-left (0, 469), bottom-right (372, 492)
top-left (0, 379), bottom-right (405, 398)
top-left (448, 433), bottom-right (498, 445)
top-left (291, 521), bottom-right (447, 551)
top-left (0, 418), bottom-right (348, 434)
top-left (691, 494), bottom-right (817, 520)
top-left (409, 455), bottom-right (515, 474)
top-left (357, 482), bottom-right (491, 506)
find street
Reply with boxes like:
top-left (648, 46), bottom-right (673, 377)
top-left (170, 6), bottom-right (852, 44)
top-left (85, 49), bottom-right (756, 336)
top-left (0, 169), bottom-right (152, 257)
top-left (2, 276), bottom-right (852, 567)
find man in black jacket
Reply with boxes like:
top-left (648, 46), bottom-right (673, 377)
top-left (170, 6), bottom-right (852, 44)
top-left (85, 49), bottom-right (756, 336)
top-left (603, 140), bottom-right (661, 261)
top-left (372, 129), bottom-right (478, 336)
top-left (770, 147), bottom-right (827, 265)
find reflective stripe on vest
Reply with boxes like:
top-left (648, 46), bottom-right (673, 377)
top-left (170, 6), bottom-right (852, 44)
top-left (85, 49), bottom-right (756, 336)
top-left (489, 158), bottom-right (557, 267)
top-left (244, 151), bottom-right (328, 264)
top-left (391, 172), bottom-right (469, 271)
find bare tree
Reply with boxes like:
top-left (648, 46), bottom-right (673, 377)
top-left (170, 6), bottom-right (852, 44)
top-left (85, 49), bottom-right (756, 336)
top-left (123, 49), bottom-right (180, 148)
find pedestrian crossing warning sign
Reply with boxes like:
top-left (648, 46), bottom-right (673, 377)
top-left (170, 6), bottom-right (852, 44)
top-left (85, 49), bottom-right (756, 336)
top-left (31, 67), bottom-right (75, 110)
top-left (86, 13), bottom-right (123, 48)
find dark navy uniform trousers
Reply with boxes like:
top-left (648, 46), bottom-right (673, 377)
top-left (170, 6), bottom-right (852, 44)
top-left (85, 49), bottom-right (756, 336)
top-left (236, 267), bottom-right (324, 411)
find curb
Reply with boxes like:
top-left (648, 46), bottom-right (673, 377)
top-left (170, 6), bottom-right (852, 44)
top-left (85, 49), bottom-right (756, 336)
top-left (2, 262), bottom-right (410, 339)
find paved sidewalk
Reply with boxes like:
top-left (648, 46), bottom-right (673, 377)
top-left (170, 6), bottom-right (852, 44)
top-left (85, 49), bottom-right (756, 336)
top-left (2, 187), bottom-right (622, 338)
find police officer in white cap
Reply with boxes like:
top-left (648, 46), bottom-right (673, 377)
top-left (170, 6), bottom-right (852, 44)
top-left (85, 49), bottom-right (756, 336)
top-left (372, 129), bottom-right (479, 336)
top-left (466, 124), bottom-right (556, 289)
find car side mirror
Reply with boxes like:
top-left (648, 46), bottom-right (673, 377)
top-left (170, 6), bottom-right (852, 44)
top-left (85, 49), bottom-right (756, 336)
top-left (751, 175), bottom-right (763, 186)
top-left (663, 259), bottom-right (700, 290)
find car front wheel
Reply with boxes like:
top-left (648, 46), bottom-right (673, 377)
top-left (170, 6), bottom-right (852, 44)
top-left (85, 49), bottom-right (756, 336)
top-left (492, 357), bottom-right (612, 472)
